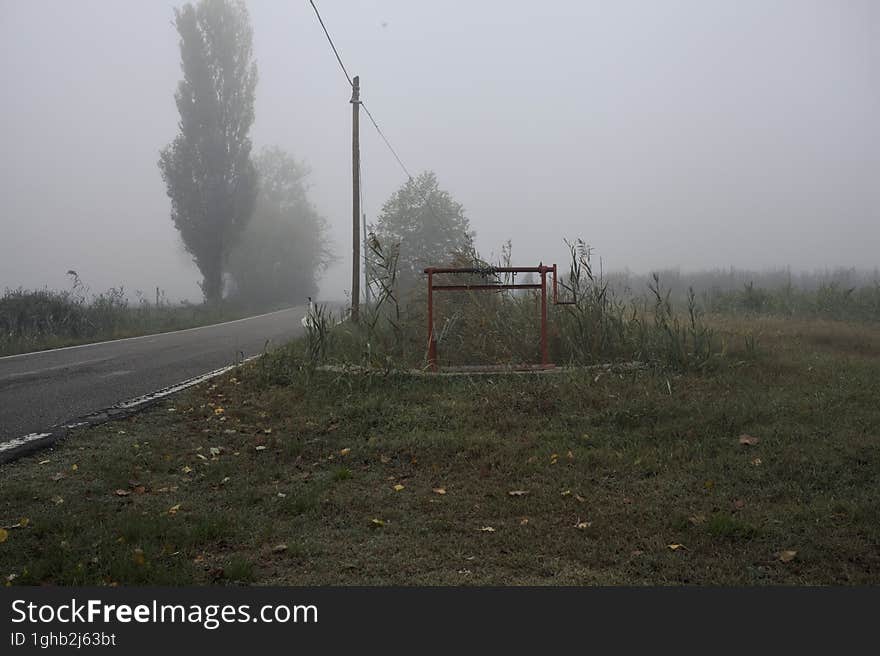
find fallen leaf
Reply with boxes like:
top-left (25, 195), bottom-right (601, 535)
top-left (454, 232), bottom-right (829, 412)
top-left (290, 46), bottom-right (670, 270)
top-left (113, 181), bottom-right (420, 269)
top-left (272, 543), bottom-right (288, 553)
top-left (0, 528), bottom-right (7, 543)
top-left (667, 543), bottom-right (687, 551)
top-left (209, 447), bottom-right (221, 457)
top-left (508, 490), bottom-right (529, 497)
top-left (132, 549), bottom-right (145, 566)
top-left (17, 518), bottom-right (29, 528)
top-left (432, 487), bottom-right (446, 495)
top-left (575, 520), bottom-right (592, 530)
top-left (182, 466), bottom-right (193, 474)
top-left (738, 434), bottom-right (760, 446)
top-left (520, 517), bottom-right (529, 525)
top-left (114, 489), bottom-right (131, 497)
top-left (392, 484), bottom-right (405, 492)
top-left (370, 518), bottom-right (385, 528)
top-left (214, 407), bottom-right (225, 415)
top-left (751, 458), bottom-right (763, 466)
top-left (480, 526), bottom-right (496, 533)
top-left (71, 464), bottom-right (78, 472)
top-left (560, 490), bottom-right (572, 497)
top-left (168, 504), bottom-right (181, 515)
top-left (778, 550), bottom-right (797, 563)
top-left (263, 428), bottom-right (272, 434)
top-left (339, 448), bottom-right (351, 456)
top-left (549, 453), bottom-right (559, 465)
top-left (255, 445), bottom-right (267, 451)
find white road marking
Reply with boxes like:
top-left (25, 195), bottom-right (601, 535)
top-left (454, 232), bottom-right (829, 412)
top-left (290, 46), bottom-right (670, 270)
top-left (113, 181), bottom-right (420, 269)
top-left (0, 356), bottom-right (115, 381)
top-left (0, 355), bottom-right (259, 458)
top-left (100, 370), bottom-right (134, 379)
top-left (111, 357), bottom-right (257, 409)
top-left (0, 306), bottom-right (301, 362)
top-left (0, 432), bottom-right (52, 453)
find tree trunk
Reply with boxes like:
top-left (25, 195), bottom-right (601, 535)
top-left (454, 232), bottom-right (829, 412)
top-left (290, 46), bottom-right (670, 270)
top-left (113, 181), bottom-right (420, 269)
top-left (200, 253), bottom-right (223, 304)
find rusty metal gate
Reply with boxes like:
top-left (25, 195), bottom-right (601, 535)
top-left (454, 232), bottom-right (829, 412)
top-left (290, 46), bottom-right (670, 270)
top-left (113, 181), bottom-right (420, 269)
top-left (423, 263), bottom-right (572, 371)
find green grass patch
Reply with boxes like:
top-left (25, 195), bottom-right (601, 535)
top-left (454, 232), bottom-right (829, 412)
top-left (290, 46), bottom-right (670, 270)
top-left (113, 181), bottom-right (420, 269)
top-left (1, 317), bottom-right (878, 585)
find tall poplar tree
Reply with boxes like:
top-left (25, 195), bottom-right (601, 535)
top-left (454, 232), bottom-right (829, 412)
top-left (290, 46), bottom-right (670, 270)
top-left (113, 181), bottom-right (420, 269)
top-left (159, 0), bottom-right (258, 302)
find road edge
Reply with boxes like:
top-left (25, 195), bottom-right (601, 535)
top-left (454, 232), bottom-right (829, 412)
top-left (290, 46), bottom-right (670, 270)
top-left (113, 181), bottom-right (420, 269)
top-left (0, 355), bottom-right (259, 465)
top-left (0, 306), bottom-right (302, 361)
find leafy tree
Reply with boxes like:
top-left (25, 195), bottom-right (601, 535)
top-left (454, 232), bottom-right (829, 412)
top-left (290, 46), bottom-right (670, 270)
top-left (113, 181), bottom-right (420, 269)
top-left (372, 171), bottom-right (474, 290)
top-left (158, 0), bottom-right (258, 303)
top-left (226, 148), bottom-right (333, 306)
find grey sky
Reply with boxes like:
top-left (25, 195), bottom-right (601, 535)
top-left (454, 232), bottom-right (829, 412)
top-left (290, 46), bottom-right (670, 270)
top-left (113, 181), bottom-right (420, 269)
top-left (2, 0), bottom-right (878, 301)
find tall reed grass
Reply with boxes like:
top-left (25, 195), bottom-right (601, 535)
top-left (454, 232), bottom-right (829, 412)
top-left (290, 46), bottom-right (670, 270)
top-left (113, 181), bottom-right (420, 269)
top-left (295, 238), bottom-right (720, 373)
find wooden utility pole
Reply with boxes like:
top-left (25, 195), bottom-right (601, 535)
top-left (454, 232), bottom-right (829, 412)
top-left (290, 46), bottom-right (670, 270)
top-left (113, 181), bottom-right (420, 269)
top-left (350, 75), bottom-right (361, 322)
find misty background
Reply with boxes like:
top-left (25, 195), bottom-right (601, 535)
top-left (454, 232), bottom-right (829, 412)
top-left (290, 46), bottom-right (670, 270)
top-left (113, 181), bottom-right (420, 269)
top-left (2, 0), bottom-right (878, 302)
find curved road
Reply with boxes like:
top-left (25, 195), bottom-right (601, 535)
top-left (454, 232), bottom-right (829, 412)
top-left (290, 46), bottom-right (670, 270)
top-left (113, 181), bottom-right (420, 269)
top-left (0, 306), bottom-right (307, 444)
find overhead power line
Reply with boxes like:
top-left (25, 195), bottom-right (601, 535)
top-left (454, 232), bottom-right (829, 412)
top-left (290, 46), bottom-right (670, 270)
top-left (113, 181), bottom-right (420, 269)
top-left (361, 103), bottom-right (413, 181)
top-left (309, 0), bottom-right (451, 287)
top-left (308, 0), bottom-right (412, 182)
top-left (308, 0), bottom-right (353, 86)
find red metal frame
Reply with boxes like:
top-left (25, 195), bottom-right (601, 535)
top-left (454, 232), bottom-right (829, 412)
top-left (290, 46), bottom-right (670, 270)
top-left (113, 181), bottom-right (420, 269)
top-left (424, 264), bottom-right (570, 372)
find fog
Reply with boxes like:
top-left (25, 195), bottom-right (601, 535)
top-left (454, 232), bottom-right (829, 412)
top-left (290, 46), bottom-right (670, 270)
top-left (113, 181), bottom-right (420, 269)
top-left (2, 0), bottom-right (878, 302)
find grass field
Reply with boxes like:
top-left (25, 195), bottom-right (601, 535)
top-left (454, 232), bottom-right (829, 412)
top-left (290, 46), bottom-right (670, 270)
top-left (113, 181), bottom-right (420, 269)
top-left (0, 285), bottom-right (281, 357)
top-left (1, 314), bottom-right (878, 585)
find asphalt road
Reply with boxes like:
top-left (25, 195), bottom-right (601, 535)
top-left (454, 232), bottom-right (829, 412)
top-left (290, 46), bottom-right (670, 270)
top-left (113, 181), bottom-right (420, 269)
top-left (0, 306), bottom-right (307, 442)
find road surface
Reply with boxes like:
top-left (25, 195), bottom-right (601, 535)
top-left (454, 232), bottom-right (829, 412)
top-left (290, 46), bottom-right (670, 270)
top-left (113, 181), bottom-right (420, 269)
top-left (0, 306), bottom-right (307, 444)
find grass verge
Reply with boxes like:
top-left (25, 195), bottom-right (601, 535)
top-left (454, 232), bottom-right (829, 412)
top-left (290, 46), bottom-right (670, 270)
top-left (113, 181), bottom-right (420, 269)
top-left (0, 316), bottom-right (878, 585)
top-left (0, 285), bottom-right (288, 357)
